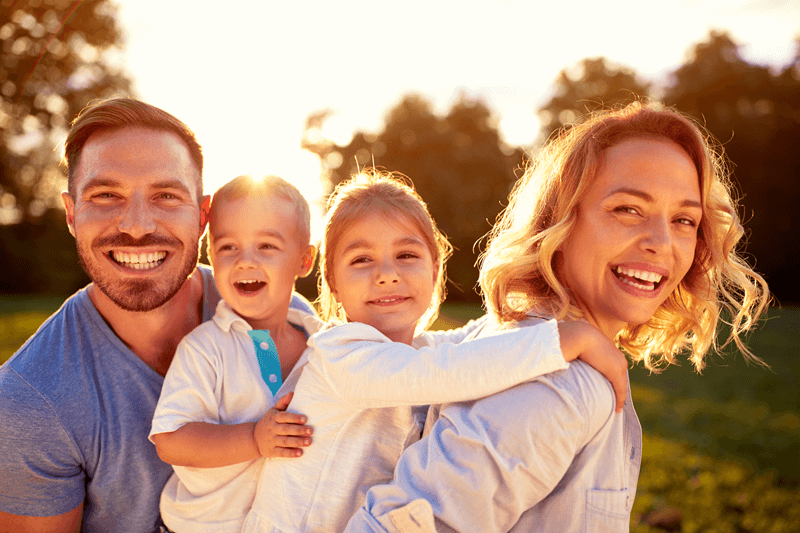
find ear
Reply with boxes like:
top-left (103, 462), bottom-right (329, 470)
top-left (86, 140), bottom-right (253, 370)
top-left (199, 195), bottom-right (211, 231)
top-left (61, 192), bottom-right (76, 238)
top-left (299, 245), bottom-right (317, 278)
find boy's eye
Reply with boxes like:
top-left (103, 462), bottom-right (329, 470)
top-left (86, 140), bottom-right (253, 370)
top-left (260, 243), bottom-right (277, 250)
top-left (350, 256), bottom-right (371, 265)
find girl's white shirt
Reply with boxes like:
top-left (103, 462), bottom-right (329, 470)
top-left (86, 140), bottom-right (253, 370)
top-left (241, 316), bottom-right (567, 533)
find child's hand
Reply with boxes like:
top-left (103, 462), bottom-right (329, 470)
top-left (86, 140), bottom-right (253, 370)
top-left (253, 392), bottom-right (314, 458)
top-left (557, 321), bottom-right (628, 413)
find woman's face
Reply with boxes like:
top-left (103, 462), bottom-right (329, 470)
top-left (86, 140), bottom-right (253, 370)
top-left (558, 137), bottom-right (702, 339)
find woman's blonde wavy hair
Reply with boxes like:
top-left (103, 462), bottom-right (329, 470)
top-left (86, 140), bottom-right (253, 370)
top-left (479, 102), bottom-right (770, 372)
top-left (317, 169), bottom-right (452, 335)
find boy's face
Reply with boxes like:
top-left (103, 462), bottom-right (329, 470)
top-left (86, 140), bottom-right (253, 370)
top-left (209, 193), bottom-right (312, 329)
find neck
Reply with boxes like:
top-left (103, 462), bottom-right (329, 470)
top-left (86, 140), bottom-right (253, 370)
top-left (88, 270), bottom-right (204, 376)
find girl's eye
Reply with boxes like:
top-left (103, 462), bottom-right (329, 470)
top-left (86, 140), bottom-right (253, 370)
top-left (398, 252), bottom-right (419, 260)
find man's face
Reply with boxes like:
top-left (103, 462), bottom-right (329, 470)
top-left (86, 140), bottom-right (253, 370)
top-left (62, 127), bottom-right (208, 312)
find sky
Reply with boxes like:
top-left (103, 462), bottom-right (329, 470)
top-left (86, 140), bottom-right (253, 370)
top-left (114, 0), bottom-right (799, 216)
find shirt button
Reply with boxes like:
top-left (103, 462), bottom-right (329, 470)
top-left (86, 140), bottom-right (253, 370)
top-left (269, 374), bottom-right (278, 383)
top-left (260, 342), bottom-right (269, 350)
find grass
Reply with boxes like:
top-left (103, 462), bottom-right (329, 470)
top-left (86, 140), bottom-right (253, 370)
top-left (3, 297), bottom-right (799, 531)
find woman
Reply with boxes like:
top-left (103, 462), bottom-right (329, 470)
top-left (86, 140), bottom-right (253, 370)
top-left (344, 102), bottom-right (769, 532)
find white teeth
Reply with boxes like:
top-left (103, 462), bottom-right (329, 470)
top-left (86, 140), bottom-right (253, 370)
top-left (111, 251), bottom-right (167, 270)
top-left (615, 266), bottom-right (663, 285)
top-left (236, 279), bottom-right (261, 284)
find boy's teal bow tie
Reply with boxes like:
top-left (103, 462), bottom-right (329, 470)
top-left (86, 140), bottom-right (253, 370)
top-left (247, 330), bottom-right (282, 396)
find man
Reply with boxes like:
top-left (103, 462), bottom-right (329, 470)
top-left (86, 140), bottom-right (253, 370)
top-left (0, 98), bottom-right (313, 532)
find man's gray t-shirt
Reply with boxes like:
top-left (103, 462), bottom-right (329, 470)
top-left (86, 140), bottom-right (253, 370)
top-left (0, 265), bottom-right (312, 532)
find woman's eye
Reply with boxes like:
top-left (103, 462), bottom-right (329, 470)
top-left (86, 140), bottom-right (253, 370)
top-left (675, 217), bottom-right (697, 228)
top-left (614, 206), bottom-right (639, 215)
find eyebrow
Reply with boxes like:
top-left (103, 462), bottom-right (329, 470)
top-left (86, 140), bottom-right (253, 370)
top-left (213, 230), bottom-right (287, 243)
top-left (340, 236), bottom-right (425, 255)
top-left (81, 177), bottom-right (193, 196)
top-left (607, 187), bottom-right (702, 209)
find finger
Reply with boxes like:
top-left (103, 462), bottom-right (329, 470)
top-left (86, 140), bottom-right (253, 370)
top-left (272, 446), bottom-right (305, 459)
top-left (614, 383), bottom-right (625, 413)
top-left (278, 435), bottom-right (313, 448)
top-left (273, 392), bottom-right (294, 411)
top-left (273, 411), bottom-right (310, 427)
top-left (274, 422), bottom-right (313, 437)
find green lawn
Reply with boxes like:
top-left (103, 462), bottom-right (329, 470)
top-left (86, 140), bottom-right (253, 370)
top-left (3, 297), bottom-right (799, 531)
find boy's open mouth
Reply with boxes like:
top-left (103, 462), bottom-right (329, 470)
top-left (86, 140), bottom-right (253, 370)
top-left (235, 280), bottom-right (266, 293)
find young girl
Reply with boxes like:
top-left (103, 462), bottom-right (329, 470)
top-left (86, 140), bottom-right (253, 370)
top-left (241, 170), bottom-right (629, 533)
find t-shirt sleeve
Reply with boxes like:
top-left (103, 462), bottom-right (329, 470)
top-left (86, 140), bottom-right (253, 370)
top-left (149, 332), bottom-right (222, 439)
top-left (0, 368), bottom-right (85, 516)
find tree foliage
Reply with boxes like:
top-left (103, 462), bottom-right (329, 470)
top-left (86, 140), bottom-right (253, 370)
top-left (304, 93), bottom-right (524, 302)
top-left (662, 31), bottom-right (800, 303)
top-left (1, 0), bottom-right (131, 294)
top-left (1, 0), bottom-right (132, 223)
top-left (537, 57), bottom-right (651, 143)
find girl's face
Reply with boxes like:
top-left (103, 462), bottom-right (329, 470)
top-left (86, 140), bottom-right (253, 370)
top-left (331, 212), bottom-right (437, 345)
top-left (558, 137), bottom-right (702, 339)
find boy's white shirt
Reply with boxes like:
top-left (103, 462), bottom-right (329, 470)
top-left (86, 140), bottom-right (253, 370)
top-left (241, 316), bottom-right (568, 533)
top-left (149, 300), bottom-right (324, 533)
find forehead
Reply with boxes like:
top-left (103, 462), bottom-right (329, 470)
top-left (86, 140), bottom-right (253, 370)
top-left (74, 127), bottom-right (201, 197)
top-left (210, 193), bottom-right (301, 239)
top-left (590, 137), bottom-right (700, 199)
top-left (337, 212), bottom-right (427, 249)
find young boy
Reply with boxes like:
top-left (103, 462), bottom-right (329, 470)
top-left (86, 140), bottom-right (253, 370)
top-left (149, 175), bottom-right (321, 533)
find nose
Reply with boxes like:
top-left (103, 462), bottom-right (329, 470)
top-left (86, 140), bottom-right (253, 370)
top-left (117, 194), bottom-right (157, 238)
top-left (376, 258), bottom-right (400, 285)
top-left (642, 216), bottom-right (672, 254)
top-left (235, 246), bottom-right (258, 268)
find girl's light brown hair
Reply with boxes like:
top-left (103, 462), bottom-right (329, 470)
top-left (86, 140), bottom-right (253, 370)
top-left (317, 169), bottom-right (452, 334)
top-left (479, 101), bottom-right (770, 372)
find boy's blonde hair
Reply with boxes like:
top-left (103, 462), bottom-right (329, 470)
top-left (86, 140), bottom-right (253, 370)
top-left (479, 101), bottom-right (770, 372)
top-left (318, 169), bottom-right (452, 334)
top-left (207, 175), bottom-right (312, 261)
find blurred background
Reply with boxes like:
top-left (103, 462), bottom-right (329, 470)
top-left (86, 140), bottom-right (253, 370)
top-left (1, 0), bottom-right (799, 530)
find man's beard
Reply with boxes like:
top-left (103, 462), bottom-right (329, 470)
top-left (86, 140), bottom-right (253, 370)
top-left (77, 233), bottom-right (199, 312)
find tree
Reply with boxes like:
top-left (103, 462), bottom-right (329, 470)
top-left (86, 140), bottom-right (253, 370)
top-left (1, 0), bottom-right (132, 294)
top-left (303, 93), bottom-right (525, 302)
top-left (664, 31), bottom-right (800, 303)
top-left (537, 57), bottom-right (651, 143)
top-left (1, 0), bottom-right (132, 223)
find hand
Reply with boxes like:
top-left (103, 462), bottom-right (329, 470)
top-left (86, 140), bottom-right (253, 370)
top-left (557, 321), bottom-right (628, 413)
top-left (253, 392), bottom-right (314, 458)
